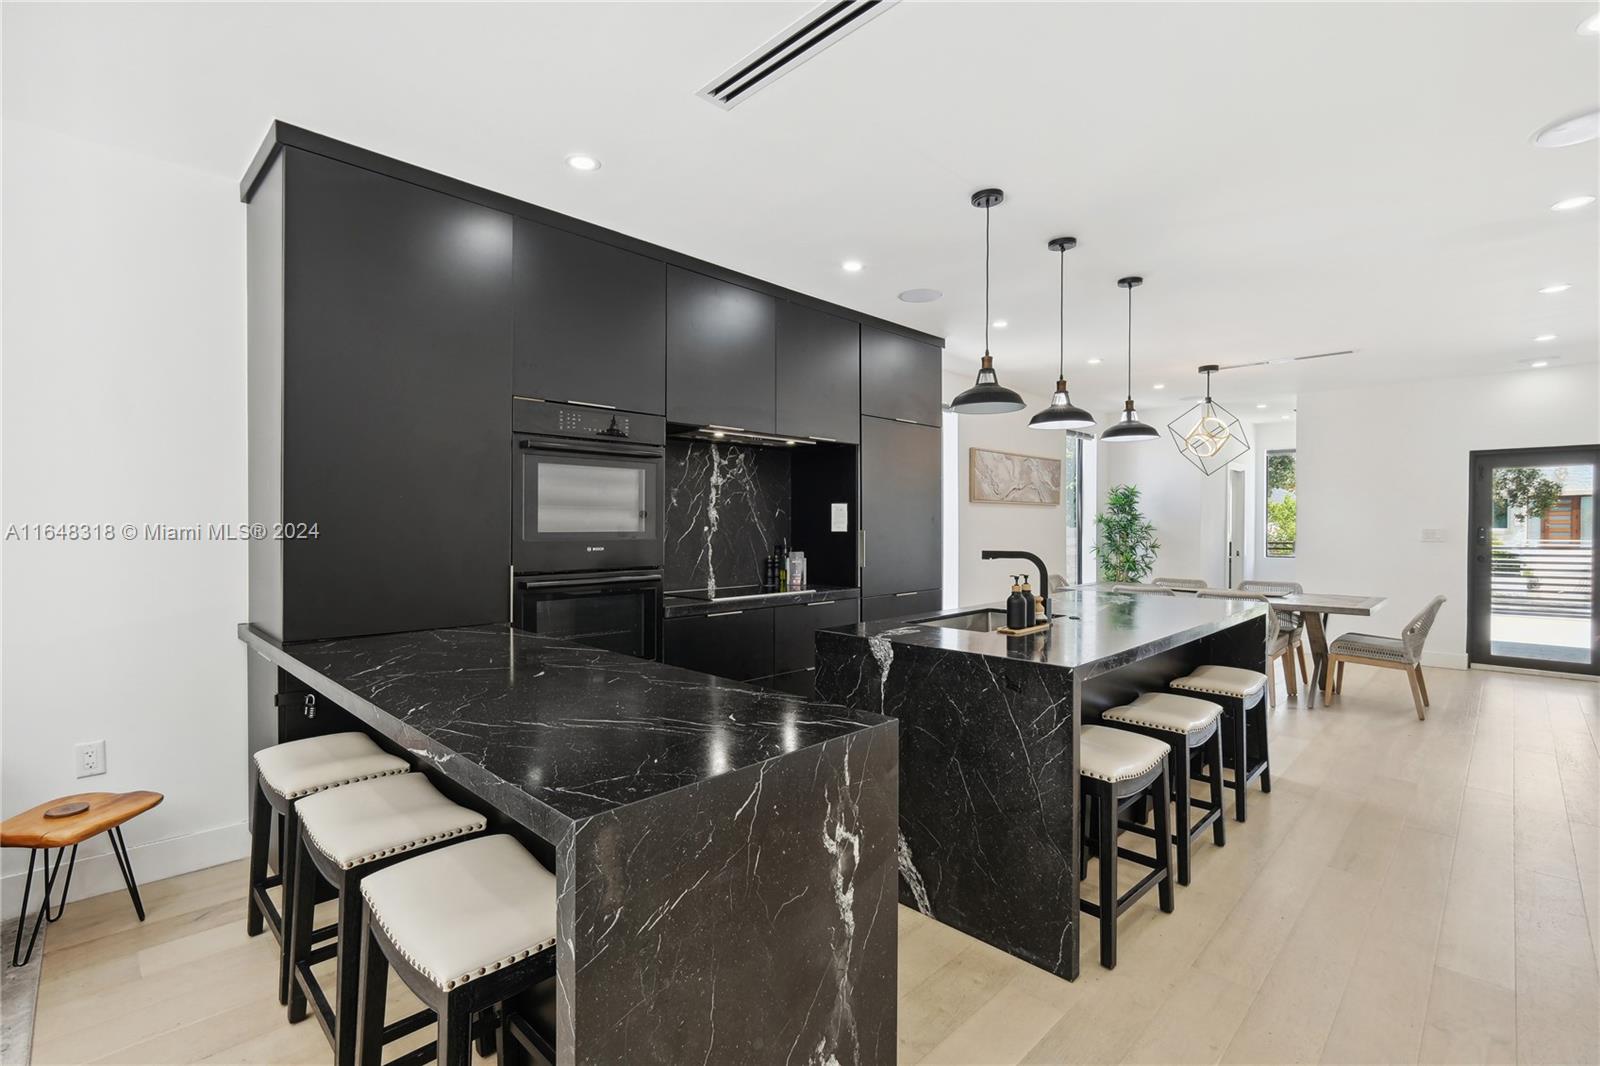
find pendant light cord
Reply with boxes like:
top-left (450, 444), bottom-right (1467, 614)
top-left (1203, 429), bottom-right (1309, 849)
top-left (1125, 283), bottom-right (1134, 401)
top-left (1057, 248), bottom-right (1065, 378)
top-left (984, 204), bottom-right (991, 354)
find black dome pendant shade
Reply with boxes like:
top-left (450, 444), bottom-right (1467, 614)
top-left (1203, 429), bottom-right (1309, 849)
top-left (950, 188), bottom-right (1026, 415)
top-left (1100, 275), bottom-right (1161, 442)
top-left (1029, 236), bottom-right (1096, 430)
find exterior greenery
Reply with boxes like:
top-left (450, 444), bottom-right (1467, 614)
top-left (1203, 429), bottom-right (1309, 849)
top-left (1493, 467), bottom-right (1565, 527)
top-left (1095, 483), bottom-right (1159, 582)
top-left (1265, 449), bottom-right (1297, 557)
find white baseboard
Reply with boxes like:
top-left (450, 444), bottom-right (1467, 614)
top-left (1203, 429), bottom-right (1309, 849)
top-left (1422, 650), bottom-right (1469, 670)
top-left (0, 821), bottom-right (249, 916)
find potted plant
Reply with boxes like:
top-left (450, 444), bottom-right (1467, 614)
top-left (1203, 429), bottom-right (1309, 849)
top-left (1095, 484), bottom-right (1160, 582)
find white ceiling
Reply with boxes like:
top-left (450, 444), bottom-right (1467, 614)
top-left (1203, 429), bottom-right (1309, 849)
top-left (6, 2), bottom-right (1597, 410)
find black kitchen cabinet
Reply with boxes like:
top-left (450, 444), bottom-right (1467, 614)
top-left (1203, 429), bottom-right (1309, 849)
top-left (773, 598), bottom-right (861, 674)
top-left (860, 590), bottom-right (942, 623)
top-left (280, 149), bottom-right (511, 640)
top-left (667, 267), bottom-right (776, 431)
top-left (512, 220), bottom-right (665, 414)
top-left (663, 608), bottom-right (775, 682)
top-left (861, 416), bottom-right (942, 597)
top-left (862, 326), bottom-right (943, 426)
top-left (776, 302), bottom-right (860, 443)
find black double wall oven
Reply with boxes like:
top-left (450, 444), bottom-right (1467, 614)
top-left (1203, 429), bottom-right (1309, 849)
top-left (512, 398), bottom-right (665, 659)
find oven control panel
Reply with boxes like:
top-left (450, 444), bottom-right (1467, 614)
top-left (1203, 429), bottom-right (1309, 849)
top-left (512, 398), bottom-right (666, 446)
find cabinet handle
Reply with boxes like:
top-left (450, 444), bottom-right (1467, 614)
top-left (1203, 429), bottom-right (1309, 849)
top-left (565, 399), bottom-right (617, 410)
top-left (706, 610), bottom-right (744, 618)
top-left (860, 529), bottom-right (866, 568)
top-left (893, 417), bottom-right (920, 424)
top-left (805, 600), bottom-right (837, 607)
top-left (896, 591), bottom-right (918, 598)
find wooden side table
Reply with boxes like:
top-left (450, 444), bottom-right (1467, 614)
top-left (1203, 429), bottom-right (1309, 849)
top-left (1, 790), bottom-right (163, 966)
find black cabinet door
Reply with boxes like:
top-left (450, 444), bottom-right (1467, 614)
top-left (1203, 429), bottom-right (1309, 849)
top-left (860, 590), bottom-right (942, 623)
top-left (667, 267), bottom-right (776, 431)
top-left (861, 416), bottom-right (942, 597)
top-left (283, 150), bottom-right (512, 640)
top-left (861, 326), bottom-right (942, 426)
top-left (512, 220), bottom-right (666, 414)
top-left (663, 608), bottom-right (775, 681)
top-left (773, 598), bottom-right (861, 674)
top-left (775, 302), bottom-right (859, 443)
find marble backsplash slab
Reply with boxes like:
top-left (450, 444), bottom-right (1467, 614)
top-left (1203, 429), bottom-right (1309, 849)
top-left (664, 440), bottom-right (790, 594)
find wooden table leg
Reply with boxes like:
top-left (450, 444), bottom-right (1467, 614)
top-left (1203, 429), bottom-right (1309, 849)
top-left (1304, 612), bottom-right (1329, 708)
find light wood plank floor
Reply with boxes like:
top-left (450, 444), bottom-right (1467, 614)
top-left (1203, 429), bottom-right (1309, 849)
top-left (26, 666), bottom-right (1600, 1065)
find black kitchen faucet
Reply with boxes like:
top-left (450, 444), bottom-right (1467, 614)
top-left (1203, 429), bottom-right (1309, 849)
top-left (980, 550), bottom-right (1051, 620)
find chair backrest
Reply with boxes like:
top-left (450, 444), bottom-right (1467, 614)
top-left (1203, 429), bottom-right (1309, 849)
top-left (1239, 580), bottom-right (1303, 596)
top-left (1154, 577), bottom-right (1207, 590)
top-left (1198, 588), bottom-right (1284, 642)
top-left (1402, 595), bottom-right (1447, 661)
top-left (1110, 583), bottom-right (1175, 595)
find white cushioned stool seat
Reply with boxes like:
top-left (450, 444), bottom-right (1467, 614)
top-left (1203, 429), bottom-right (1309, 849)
top-left (1170, 664), bottom-right (1268, 700)
top-left (296, 773), bottom-right (486, 871)
top-left (1080, 725), bottom-right (1169, 784)
top-left (1102, 692), bottom-right (1222, 736)
top-left (254, 732), bottom-right (408, 800)
top-left (361, 835), bottom-right (557, 992)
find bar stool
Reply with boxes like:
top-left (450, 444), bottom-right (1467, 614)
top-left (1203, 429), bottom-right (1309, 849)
top-left (1169, 665), bottom-right (1270, 822)
top-left (1078, 725), bottom-right (1174, 970)
top-left (1101, 693), bottom-right (1226, 886)
top-left (355, 834), bottom-right (559, 1066)
top-left (249, 733), bottom-right (408, 1004)
top-left (287, 773), bottom-right (488, 1066)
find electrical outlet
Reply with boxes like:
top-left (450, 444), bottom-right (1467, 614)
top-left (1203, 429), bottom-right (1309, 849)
top-left (75, 740), bottom-right (107, 778)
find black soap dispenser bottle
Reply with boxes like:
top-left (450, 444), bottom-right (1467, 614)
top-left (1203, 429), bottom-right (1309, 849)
top-left (1006, 576), bottom-right (1028, 630)
top-left (1019, 574), bottom-right (1037, 627)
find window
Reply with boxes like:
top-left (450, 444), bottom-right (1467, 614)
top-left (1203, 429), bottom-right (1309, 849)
top-left (1265, 449), bottom-right (1296, 558)
top-left (1063, 434), bottom-right (1083, 584)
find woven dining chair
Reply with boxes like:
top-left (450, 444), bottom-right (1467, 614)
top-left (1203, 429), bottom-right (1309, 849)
top-left (1323, 596), bottom-right (1447, 720)
top-left (1238, 580), bottom-right (1309, 686)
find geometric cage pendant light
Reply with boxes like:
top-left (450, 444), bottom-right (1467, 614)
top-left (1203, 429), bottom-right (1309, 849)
top-left (950, 188), bottom-right (1026, 414)
top-left (1028, 236), bottom-right (1096, 430)
top-left (1167, 363), bottom-right (1251, 475)
top-left (1099, 275), bottom-right (1161, 442)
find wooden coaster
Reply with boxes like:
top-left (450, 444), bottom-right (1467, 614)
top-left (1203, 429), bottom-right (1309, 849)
top-left (996, 621), bottom-right (1051, 637)
top-left (44, 801), bottom-right (90, 819)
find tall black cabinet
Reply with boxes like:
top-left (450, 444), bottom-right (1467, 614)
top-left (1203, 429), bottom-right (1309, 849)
top-left (860, 417), bottom-right (942, 600)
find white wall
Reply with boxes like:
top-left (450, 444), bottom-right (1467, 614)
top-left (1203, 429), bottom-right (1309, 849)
top-left (1, 120), bottom-right (251, 905)
top-left (1096, 403), bottom-right (1234, 587)
top-left (1245, 419), bottom-right (1298, 584)
top-left (943, 370), bottom-right (1073, 606)
top-left (1296, 363), bottom-right (1600, 668)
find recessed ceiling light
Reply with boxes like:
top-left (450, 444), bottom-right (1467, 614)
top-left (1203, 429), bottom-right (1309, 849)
top-left (841, 259), bottom-right (864, 273)
top-left (1255, 403), bottom-right (1268, 409)
top-left (1530, 360), bottom-right (1550, 368)
top-left (1535, 334), bottom-right (1557, 342)
top-left (1151, 383), bottom-right (1165, 390)
top-left (992, 319), bottom-right (1008, 329)
top-left (1087, 358), bottom-right (1103, 365)
top-left (565, 154), bottom-right (601, 172)
top-left (898, 288), bottom-right (942, 303)
top-left (1580, 11), bottom-right (1600, 35)
top-left (1533, 109), bottom-right (1599, 148)
top-left (1551, 195), bottom-right (1596, 211)
top-left (1539, 283), bottom-right (1572, 294)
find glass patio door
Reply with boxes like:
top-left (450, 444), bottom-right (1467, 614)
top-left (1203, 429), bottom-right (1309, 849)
top-left (1468, 445), bottom-right (1599, 674)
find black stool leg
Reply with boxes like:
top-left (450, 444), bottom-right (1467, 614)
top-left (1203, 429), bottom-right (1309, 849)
top-left (279, 807), bottom-right (301, 1006)
top-left (1096, 782), bottom-right (1117, 970)
top-left (1230, 703), bottom-right (1249, 823)
top-left (439, 992), bottom-right (472, 1066)
top-left (1208, 728), bottom-right (1227, 848)
top-left (1171, 744), bottom-right (1193, 887)
top-left (107, 827), bottom-right (145, 921)
top-left (247, 782), bottom-right (271, 937)
top-left (474, 1009), bottom-right (497, 1059)
top-left (1151, 766), bottom-right (1174, 914)
top-left (334, 887), bottom-right (366, 1066)
top-left (286, 832), bottom-right (317, 1024)
top-left (1254, 698), bottom-right (1273, 793)
top-left (355, 909), bottom-right (389, 1066)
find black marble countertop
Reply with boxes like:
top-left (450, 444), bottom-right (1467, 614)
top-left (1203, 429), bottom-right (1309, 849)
top-left (662, 584), bottom-right (860, 618)
top-left (238, 623), bottom-right (890, 840)
top-left (824, 587), bottom-right (1265, 680)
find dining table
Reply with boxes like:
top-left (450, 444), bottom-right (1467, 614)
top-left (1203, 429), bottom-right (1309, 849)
top-left (1272, 592), bottom-right (1388, 706)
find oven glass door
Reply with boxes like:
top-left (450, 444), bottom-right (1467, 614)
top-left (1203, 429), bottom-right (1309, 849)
top-left (516, 580), bottom-right (661, 660)
top-left (516, 444), bottom-right (663, 572)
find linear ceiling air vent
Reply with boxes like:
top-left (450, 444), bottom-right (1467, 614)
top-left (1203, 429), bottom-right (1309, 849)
top-left (1218, 350), bottom-right (1355, 371)
top-left (697, 0), bottom-right (899, 109)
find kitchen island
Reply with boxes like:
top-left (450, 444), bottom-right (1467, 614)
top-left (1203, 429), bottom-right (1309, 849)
top-left (239, 623), bottom-right (898, 1066)
top-left (813, 588), bottom-right (1266, 980)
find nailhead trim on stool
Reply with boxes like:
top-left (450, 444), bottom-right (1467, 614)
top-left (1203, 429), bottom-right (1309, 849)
top-left (1101, 692), bottom-right (1222, 735)
top-left (296, 774), bottom-right (487, 871)
top-left (1079, 725), bottom-right (1170, 784)
top-left (254, 733), bottom-right (408, 800)
top-left (1169, 664), bottom-right (1267, 700)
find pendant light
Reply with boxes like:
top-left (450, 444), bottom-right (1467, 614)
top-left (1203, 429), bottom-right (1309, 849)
top-left (950, 189), bottom-right (1025, 414)
top-left (1099, 276), bottom-right (1161, 442)
top-left (1029, 236), bottom-right (1095, 430)
top-left (1167, 364), bottom-right (1250, 475)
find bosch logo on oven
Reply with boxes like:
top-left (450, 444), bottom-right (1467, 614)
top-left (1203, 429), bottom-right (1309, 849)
top-left (586, 546), bottom-right (605, 552)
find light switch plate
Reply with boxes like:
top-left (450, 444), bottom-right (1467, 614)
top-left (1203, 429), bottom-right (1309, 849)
top-left (1420, 528), bottom-right (1447, 543)
top-left (830, 503), bottom-right (848, 532)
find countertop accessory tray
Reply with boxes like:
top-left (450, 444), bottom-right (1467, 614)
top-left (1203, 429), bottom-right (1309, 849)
top-left (996, 621), bottom-right (1052, 637)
